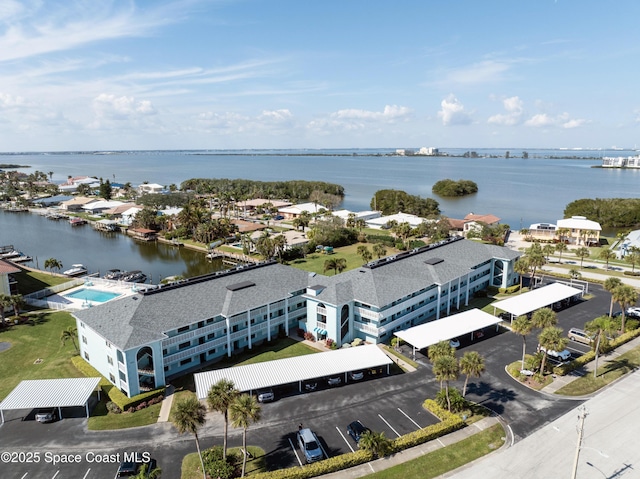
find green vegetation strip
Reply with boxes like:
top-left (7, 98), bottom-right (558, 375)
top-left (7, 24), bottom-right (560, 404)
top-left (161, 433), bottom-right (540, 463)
top-left (366, 424), bottom-right (504, 479)
top-left (554, 344), bottom-right (640, 396)
top-left (181, 447), bottom-right (266, 479)
top-left (217, 337), bottom-right (319, 367)
top-left (288, 243), bottom-right (400, 275)
top-left (13, 268), bottom-right (70, 295)
top-left (88, 400), bottom-right (162, 430)
top-left (381, 345), bottom-right (419, 369)
top-left (0, 311), bottom-right (82, 400)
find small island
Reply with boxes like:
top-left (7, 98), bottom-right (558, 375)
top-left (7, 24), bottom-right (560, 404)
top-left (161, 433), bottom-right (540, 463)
top-left (432, 179), bottom-right (478, 197)
top-left (0, 164), bottom-right (29, 169)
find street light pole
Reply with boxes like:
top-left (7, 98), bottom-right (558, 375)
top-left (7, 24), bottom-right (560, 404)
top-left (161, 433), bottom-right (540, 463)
top-left (571, 406), bottom-right (588, 479)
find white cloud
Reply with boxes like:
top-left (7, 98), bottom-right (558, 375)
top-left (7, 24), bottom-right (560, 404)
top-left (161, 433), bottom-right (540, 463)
top-left (259, 109), bottom-right (293, 122)
top-left (525, 112), bottom-right (587, 129)
top-left (0, 1), bottom-right (189, 63)
top-left (438, 95), bottom-right (472, 126)
top-left (488, 96), bottom-right (524, 126)
top-left (440, 60), bottom-right (511, 86)
top-left (331, 105), bottom-right (412, 122)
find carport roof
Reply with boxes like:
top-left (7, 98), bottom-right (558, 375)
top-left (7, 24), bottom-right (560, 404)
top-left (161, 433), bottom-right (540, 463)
top-left (491, 283), bottom-right (583, 317)
top-left (393, 308), bottom-right (501, 350)
top-left (0, 378), bottom-right (101, 411)
top-left (194, 344), bottom-right (393, 399)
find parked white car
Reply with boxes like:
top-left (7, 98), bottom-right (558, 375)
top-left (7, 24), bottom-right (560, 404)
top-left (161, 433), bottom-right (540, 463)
top-left (538, 345), bottom-right (571, 362)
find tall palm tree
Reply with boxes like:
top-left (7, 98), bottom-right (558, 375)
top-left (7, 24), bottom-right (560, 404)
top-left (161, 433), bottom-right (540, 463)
top-left (542, 244), bottom-right (555, 262)
top-left (511, 315), bottom-right (533, 371)
top-left (538, 326), bottom-right (567, 374)
top-left (9, 294), bottom-right (24, 318)
top-left (433, 355), bottom-right (459, 411)
top-left (531, 307), bottom-right (557, 330)
top-left (574, 246), bottom-right (590, 268)
top-left (60, 327), bottom-right (79, 353)
top-left (585, 315), bottom-right (616, 378)
top-left (598, 249), bottom-right (616, 270)
top-left (612, 284), bottom-right (638, 332)
top-left (459, 351), bottom-right (485, 396)
top-left (427, 340), bottom-right (455, 363)
top-left (356, 245), bottom-right (372, 263)
top-left (334, 257), bottom-right (347, 274)
top-left (625, 250), bottom-right (640, 272)
top-left (133, 462), bottom-right (162, 479)
top-left (207, 379), bottom-right (240, 460)
top-left (525, 243), bottom-right (545, 287)
top-left (603, 277), bottom-right (622, 317)
top-left (513, 257), bottom-right (530, 292)
top-left (229, 394), bottom-right (262, 477)
top-left (172, 396), bottom-right (207, 479)
top-left (555, 242), bottom-right (568, 263)
top-left (372, 243), bottom-right (387, 259)
top-left (323, 258), bottom-right (338, 275)
top-left (44, 257), bottom-right (63, 275)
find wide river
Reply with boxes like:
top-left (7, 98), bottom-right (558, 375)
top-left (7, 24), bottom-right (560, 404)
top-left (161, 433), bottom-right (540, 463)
top-left (1, 148), bottom-right (637, 280)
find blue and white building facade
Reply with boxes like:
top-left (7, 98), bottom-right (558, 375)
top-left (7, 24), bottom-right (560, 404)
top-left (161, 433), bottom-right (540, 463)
top-left (74, 238), bottom-right (520, 397)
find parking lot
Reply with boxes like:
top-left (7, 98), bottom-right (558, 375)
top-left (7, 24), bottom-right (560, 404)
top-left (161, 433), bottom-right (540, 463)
top-left (1, 279), bottom-right (630, 478)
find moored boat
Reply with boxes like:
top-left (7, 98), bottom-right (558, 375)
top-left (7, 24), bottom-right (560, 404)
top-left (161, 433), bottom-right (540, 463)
top-left (121, 270), bottom-right (147, 283)
top-left (103, 269), bottom-right (124, 280)
top-left (69, 217), bottom-right (87, 226)
top-left (63, 264), bottom-right (88, 276)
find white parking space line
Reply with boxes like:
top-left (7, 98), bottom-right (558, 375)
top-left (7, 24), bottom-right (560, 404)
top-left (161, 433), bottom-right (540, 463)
top-left (81, 469), bottom-right (91, 479)
top-left (319, 441), bottom-right (329, 461)
top-left (51, 472), bottom-right (60, 479)
top-left (19, 474), bottom-right (28, 479)
top-left (397, 407), bottom-right (422, 429)
top-left (378, 413), bottom-right (401, 438)
top-left (288, 437), bottom-right (303, 467)
top-left (336, 425), bottom-right (355, 453)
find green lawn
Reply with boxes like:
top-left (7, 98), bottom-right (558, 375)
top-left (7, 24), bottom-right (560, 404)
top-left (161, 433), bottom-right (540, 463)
top-left (88, 398), bottom-right (162, 430)
top-left (288, 242), bottom-right (401, 275)
top-left (554, 345), bottom-right (640, 396)
top-left (12, 267), bottom-right (70, 295)
top-left (181, 446), bottom-right (266, 479)
top-left (367, 424), bottom-right (505, 479)
top-left (0, 310), bottom-right (82, 400)
top-left (218, 337), bottom-right (319, 367)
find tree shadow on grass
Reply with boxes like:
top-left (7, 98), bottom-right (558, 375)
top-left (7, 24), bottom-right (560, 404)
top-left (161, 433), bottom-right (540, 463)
top-left (601, 357), bottom-right (636, 377)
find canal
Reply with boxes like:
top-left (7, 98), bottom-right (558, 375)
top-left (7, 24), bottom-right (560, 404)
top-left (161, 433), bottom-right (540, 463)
top-left (0, 210), bottom-right (227, 282)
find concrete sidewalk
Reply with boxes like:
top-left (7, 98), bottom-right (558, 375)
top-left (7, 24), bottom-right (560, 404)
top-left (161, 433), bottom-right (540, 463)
top-left (157, 384), bottom-right (175, 422)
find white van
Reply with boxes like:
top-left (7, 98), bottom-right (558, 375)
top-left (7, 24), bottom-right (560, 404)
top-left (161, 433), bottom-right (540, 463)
top-left (568, 328), bottom-right (594, 345)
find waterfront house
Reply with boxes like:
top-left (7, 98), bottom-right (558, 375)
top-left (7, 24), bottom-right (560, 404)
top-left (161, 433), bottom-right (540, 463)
top-left (236, 199), bottom-right (292, 215)
top-left (120, 206), bottom-right (144, 226)
top-left (0, 259), bottom-right (20, 296)
top-left (556, 216), bottom-right (601, 246)
top-left (81, 200), bottom-right (126, 215)
top-left (365, 212), bottom-right (427, 230)
top-left (72, 238), bottom-right (519, 397)
top-left (127, 228), bottom-right (157, 241)
top-left (60, 196), bottom-right (99, 212)
top-left (615, 229), bottom-right (640, 258)
top-left (449, 213), bottom-right (501, 237)
top-left (137, 183), bottom-right (165, 195)
top-left (601, 155), bottom-right (640, 168)
top-left (332, 209), bottom-right (382, 223)
top-left (278, 202), bottom-right (327, 219)
top-left (528, 222), bottom-right (558, 241)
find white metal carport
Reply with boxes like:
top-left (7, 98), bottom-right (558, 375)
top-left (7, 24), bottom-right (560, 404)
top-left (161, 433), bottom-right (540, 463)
top-left (194, 344), bottom-right (393, 400)
top-left (0, 377), bottom-right (101, 424)
top-left (491, 283), bottom-right (583, 319)
top-left (393, 308), bottom-right (502, 359)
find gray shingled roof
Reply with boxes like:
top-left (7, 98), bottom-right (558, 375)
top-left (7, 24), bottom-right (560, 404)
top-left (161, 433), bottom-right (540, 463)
top-left (73, 263), bottom-right (311, 350)
top-left (308, 239), bottom-right (520, 307)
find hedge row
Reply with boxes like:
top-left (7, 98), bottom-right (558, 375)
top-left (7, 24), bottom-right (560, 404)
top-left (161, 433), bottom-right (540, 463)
top-left (553, 327), bottom-right (640, 376)
top-left (498, 285), bottom-right (520, 294)
top-left (249, 399), bottom-right (465, 479)
top-left (71, 356), bottom-right (165, 410)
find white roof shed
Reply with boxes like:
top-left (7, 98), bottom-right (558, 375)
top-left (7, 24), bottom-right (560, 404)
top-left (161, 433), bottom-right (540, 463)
top-left (0, 377), bottom-right (101, 423)
top-left (194, 344), bottom-right (393, 400)
top-left (491, 283), bottom-right (583, 318)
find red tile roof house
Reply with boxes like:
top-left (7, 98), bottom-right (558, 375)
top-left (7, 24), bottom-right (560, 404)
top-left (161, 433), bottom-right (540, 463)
top-left (449, 213), bottom-right (501, 237)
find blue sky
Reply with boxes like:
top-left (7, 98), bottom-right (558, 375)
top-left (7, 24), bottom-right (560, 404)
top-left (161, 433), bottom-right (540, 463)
top-left (2, 0), bottom-right (640, 151)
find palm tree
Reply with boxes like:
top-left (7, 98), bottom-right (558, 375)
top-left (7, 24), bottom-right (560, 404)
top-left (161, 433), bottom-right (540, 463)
top-left (511, 315), bottom-right (533, 371)
top-left (612, 284), bottom-right (638, 332)
top-left (585, 315), bottom-right (616, 378)
top-left (133, 462), bottom-right (162, 479)
top-left (0, 294), bottom-right (12, 325)
top-left (229, 394), bottom-right (262, 477)
top-left (525, 243), bottom-right (545, 287)
top-left (569, 269), bottom-right (581, 282)
top-left (44, 257), bottom-right (63, 275)
top-left (603, 277), bottom-right (622, 317)
top-left (172, 396), bottom-right (207, 479)
top-left (427, 340), bottom-right (455, 363)
top-left (625, 250), bottom-right (640, 272)
top-left (459, 351), bottom-right (485, 396)
top-left (372, 243), bottom-right (387, 259)
top-left (323, 258), bottom-right (338, 275)
top-left (358, 430), bottom-right (393, 458)
top-left (538, 326), bottom-right (567, 374)
top-left (335, 257), bottom-right (347, 274)
top-left (531, 307), bottom-right (557, 330)
top-left (542, 244), bottom-right (555, 262)
top-left (598, 249), bottom-right (616, 270)
top-left (433, 355), bottom-right (459, 411)
top-left (513, 257), bottom-right (530, 292)
top-left (356, 245), bottom-right (372, 263)
top-left (9, 294), bottom-right (24, 318)
top-left (60, 327), bottom-right (79, 353)
top-left (574, 246), bottom-right (590, 268)
top-left (555, 242), bottom-right (568, 263)
top-left (207, 378), bottom-right (240, 460)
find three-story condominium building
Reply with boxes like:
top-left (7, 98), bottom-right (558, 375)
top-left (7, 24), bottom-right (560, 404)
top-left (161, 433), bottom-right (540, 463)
top-left (302, 237), bottom-right (520, 346)
top-left (73, 238), bottom-right (520, 398)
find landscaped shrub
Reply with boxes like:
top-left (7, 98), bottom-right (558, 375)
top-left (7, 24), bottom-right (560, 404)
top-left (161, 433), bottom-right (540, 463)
top-left (106, 401), bottom-right (122, 414)
top-left (498, 285), bottom-right (520, 294)
top-left (434, 388), bottom-right (466, 413)
top-left (202, 446), bottom-right (236, 479)
top-left (304, 332), bottom-right (315, 341)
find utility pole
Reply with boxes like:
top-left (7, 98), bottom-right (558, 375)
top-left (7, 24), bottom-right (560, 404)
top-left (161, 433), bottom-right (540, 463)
top-left (571, 406), bottom-right (588, 479)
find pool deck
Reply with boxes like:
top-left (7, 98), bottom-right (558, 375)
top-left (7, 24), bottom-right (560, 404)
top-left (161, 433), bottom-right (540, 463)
top-left (46, 279), bottom-right (141, 310)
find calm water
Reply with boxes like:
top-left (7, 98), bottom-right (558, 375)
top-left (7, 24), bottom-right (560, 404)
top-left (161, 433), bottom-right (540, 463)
top-left (0, 210), bottom-right (226, 281)
top-left (1, 148), bottom-right (637, 279)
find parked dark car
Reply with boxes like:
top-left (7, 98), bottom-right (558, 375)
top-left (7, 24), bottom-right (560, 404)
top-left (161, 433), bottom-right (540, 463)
top-left (347, 420), bottom-right (371, 443)
top-left (327, 375), bottom-right (342, 386)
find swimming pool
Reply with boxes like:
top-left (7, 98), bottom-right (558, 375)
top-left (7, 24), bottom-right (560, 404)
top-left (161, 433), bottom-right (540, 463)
top-left (64, 288), bottom-right (121, 303)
